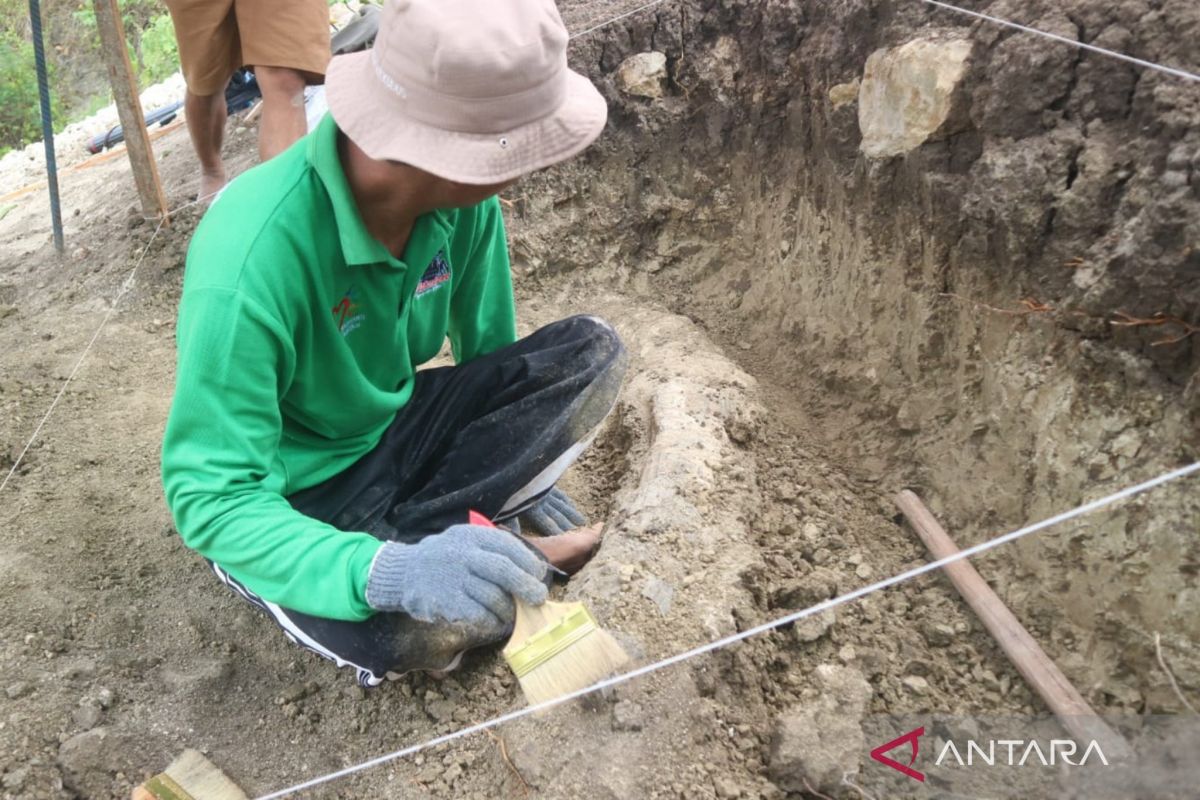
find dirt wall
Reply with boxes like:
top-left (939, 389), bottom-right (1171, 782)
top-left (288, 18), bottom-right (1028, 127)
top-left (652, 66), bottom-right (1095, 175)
top-left (517, 0), bottom-right (1200, 707)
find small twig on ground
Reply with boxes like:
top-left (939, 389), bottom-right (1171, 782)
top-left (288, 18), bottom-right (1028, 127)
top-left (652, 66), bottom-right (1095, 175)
top-left (941, 294), bottom-right (1198, 347)
top-left (940, 292), bottom-right (1055, 318)
top-left (498, 196), bottom-right (515, 208)
top-left (1110, 311), bottom-right (1199, 346)
top-left (1155, 632), bottom-right (1198, 714)
top-left (802, 777), bottom-right (836, 800)
top-left (1020, 297), bottom-right (1054, 313)
top-left (842, 772), bottom-right (880, 800)
top-left (482, 726), bottom-right (531, 795)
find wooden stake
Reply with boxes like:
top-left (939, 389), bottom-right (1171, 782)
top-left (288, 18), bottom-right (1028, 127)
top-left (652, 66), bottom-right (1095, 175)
top-left (92, 0), bottom-right (170, 223)
top-left (895, 489), bottom-right (1132, 760)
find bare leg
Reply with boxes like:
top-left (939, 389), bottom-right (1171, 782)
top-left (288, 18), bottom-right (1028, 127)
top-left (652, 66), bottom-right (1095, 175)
top-left (523, 523), bottom-right (603, 575)
top-left (254, 65), bottom-right (309, 161)
top-left (184, 88), bottom-right (228, 201)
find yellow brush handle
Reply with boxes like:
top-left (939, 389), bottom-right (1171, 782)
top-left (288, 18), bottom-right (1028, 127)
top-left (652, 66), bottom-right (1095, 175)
top-left (509, 598), bottom-right (576, 645)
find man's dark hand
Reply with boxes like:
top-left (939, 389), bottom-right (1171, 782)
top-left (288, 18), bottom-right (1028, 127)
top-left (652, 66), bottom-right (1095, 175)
top-left (519, 487), bottom-right (587, 536)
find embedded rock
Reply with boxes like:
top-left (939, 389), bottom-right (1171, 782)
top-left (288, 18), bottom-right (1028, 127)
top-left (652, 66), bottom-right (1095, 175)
top-left (769, 665), bottom-right (873, 793)
top-left (58, 727), bottom-right (120, 797)
top-left (858, 37), bottom-right (972, 157)
top-left (617, 52), bottom-right (668, 99)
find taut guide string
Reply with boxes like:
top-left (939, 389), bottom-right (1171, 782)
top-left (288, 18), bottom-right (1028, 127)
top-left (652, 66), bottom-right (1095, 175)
top-left (2, 0), bottom-right (1197, 498)
top-left (0, 206), bottom-right (176, 496)
top-left (573, 0), bottom-right (1200, 82)
top-left (918, 0), bottom-right (1200, 83)
top-left (254, 461), bottom-right (1200, 799)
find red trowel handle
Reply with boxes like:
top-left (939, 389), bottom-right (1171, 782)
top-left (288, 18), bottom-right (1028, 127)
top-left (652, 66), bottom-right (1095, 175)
top-left (469, 510), bottom-right (496, 528)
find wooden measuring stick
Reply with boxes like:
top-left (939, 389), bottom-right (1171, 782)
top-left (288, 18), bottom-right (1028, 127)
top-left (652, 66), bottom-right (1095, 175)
top-left (92, 0), bottom-right (170, 224)
top-left (895, 489), bottom-right (1132, 760)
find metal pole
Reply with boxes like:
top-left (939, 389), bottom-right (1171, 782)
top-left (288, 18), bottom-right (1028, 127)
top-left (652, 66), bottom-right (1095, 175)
top-left (28, 0), bottom-right (64, 253)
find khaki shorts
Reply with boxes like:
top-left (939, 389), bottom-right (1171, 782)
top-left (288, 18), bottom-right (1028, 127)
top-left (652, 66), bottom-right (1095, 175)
top-left (164, 0), bottom-right (331, 96)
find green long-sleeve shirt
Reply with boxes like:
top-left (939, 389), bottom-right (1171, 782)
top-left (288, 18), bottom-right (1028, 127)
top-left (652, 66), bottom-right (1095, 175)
top-left (161, 115), bottom-right (516, 621)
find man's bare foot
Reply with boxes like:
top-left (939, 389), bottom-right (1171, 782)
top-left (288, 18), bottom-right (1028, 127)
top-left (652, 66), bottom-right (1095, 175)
top-left (198, 169), bottom-right (227, 204)
top-left (524, 523), bottom-right (602, 576)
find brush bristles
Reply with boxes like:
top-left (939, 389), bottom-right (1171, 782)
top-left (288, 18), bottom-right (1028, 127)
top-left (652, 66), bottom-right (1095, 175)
top-left (146, 750), bottom-right (247, 800)
top-left (516, 626), bottom-right (630, 706)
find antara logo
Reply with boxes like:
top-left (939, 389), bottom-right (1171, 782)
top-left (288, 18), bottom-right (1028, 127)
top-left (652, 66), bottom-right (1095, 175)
top-left (871, 727), bottom-right (926, 782)
top-left (871, 727), bottom-right (1110, 782)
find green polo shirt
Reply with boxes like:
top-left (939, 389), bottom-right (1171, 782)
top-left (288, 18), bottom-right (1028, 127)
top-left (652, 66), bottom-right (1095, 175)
top-left (161, 114), bottom-right (516, 621)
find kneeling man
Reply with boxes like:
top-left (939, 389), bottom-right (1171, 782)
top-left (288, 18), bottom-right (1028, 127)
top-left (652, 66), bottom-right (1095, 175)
top-left (161, 0), bottom-right (623, 686)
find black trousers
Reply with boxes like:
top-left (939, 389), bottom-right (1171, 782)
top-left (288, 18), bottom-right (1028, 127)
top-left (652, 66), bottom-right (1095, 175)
top-left (212, 315), bottom-right (627, 685)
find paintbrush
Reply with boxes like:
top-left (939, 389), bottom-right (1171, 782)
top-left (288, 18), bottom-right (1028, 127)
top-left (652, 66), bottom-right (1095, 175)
top-left (503, 596), bottom-right (629, 705)
top-left (130, 749), bottom-right (247, 800)
top-left (467, 511), bottom-right (629, 705)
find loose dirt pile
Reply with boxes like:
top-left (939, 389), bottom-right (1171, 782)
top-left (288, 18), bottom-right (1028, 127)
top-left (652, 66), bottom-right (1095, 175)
top-left (0, 1), bottom-right (1197, 798)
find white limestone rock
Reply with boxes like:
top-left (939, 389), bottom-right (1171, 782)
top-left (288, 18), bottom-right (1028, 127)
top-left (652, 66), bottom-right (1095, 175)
top-left (617, 52), bottom-right (668, 99)
top-left (858, 38), bottom-right (973, 158)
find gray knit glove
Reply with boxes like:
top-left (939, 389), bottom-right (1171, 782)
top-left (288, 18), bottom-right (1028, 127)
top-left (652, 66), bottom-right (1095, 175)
top-left (519, 488), bottom-right (587, 536)
top-left (365, 525), bottom-right (548, 633)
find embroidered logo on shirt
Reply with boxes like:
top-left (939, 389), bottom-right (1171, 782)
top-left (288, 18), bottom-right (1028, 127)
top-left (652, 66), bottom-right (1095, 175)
top-left (415, 251), bottom-right (451, 299)
top-left (332, 286), bottom-right (366, 336)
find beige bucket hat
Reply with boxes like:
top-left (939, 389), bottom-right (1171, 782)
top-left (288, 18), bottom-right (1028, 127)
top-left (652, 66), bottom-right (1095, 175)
top-left (325, 0), bottom-right (608, 185)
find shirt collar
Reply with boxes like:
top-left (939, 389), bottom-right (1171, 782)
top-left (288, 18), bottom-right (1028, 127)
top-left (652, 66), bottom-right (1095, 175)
top-left (307, 114), bottom-right (453, 269)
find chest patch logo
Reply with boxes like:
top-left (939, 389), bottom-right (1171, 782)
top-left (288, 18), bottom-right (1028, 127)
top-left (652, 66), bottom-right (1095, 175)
top-left (415, 251), bottom-right (451, 298)
top-left (332, 286), bottom-right (366, 336)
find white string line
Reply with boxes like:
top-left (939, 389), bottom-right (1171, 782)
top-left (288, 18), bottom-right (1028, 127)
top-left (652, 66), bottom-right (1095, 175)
top-left (567, 0), bottom-right (1200, 83)
top-left (569, 0), bottom-right (670, 39)
top-left (565, 0), bottom-right (657, 35)
top-left (0, 199), bottom-right (191, 496)
top-left (563, 0), bottom-right (634, 27)
top-left (918, 0), bottom-right (1200, 83)
top-left (254, 460), bottom-right (1200, 800)
top-left (143, 179), bottom-right (235, 221)
top-left (0, 169), bottom-right (221, 498)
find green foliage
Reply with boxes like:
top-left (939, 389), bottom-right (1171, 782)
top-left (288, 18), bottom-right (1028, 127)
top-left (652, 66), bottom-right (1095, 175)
top-left (0, 0), bottom-right (182, 153)
top-left (71, 0), bottom-right (163, 38)
top-left (0, 0), bottom-right (180, 152)
top-left (79, 91), bottom-right (112, 120)
top-left (71, 1), bottom-right (179, 87)
top-left (0, 31), bottom-right (63, 152)
top-left (136, 12), bottom-right (178, 87)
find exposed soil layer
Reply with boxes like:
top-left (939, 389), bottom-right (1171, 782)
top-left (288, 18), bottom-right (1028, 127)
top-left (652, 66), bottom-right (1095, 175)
top-left (0, 1), bottom-right (1197, 799)
top-left (521, 0), bottom-right (1200, 724)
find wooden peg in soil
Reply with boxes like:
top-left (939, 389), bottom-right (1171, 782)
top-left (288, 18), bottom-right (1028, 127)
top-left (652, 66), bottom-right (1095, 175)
top-left (93, 0), bottom-right (170, 224)
top-left (894, 490), bottom-right (1132, 761)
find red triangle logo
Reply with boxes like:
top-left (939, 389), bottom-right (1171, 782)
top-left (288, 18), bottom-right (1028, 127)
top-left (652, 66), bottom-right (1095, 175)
top-left (870, 726), bottom-right (926, 782)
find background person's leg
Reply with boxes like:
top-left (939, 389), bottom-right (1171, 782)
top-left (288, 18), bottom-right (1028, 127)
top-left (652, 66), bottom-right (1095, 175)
top-left (253, 65), bottom-right (308, 160)
top-left (162, 0), bottom-right (239, 199)
top-left (237, 0), bottom-right (330, 157)
top-left (184, 89), bottom-right (229, 199)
